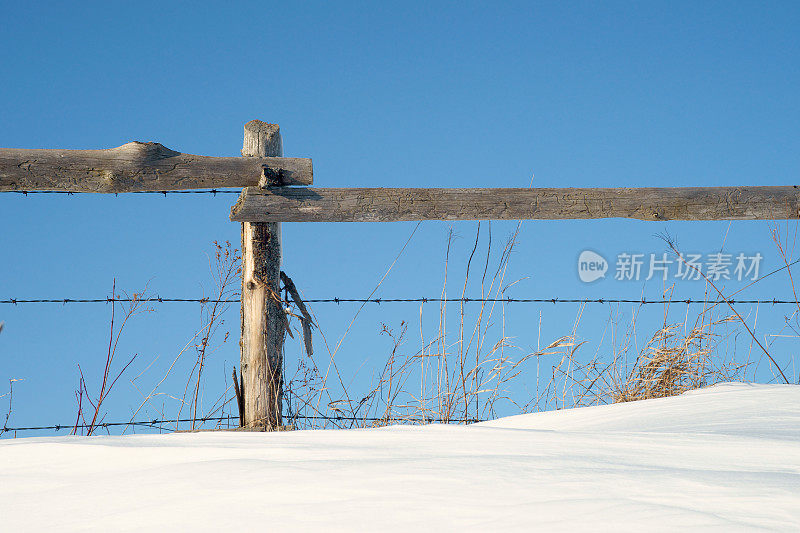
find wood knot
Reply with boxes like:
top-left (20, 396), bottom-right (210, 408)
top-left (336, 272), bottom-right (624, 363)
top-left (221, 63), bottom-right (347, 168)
top-left (116, 141), bottom-right (180, 160)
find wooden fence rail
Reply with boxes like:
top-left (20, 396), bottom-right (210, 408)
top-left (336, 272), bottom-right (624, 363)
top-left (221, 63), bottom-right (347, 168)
top-left (231, 186), bottom-right (800, 222)
top-left (0, 143), bottom-right (312, 192)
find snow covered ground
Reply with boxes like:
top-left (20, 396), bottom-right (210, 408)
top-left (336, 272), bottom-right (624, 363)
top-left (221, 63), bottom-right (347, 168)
top-left (2, 382), bottom-right (799, 531)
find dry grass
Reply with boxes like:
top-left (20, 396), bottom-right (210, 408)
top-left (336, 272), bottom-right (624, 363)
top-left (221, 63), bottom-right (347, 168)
top-left (125, 241), bottom-right (240, 433)
top-left (73, 281), bottom-right (151, 436)
top-left (281, 222), bottom-right (781, 429)
top-left (283, 222), bottom-right (586, 428)
top-left (61, 222), bottom-right (800, 434)
top-left (7, 223), bottom-right (796, 438)
top-left (103, 223), bottom-right (800, 432)
top-left (1, 378), bottom-right (23, 436)
top-left (610, 316), bottom-right (743, 403)
top-left (533, 287), bottom-right (752, 412)
top-left (180, 241), bottom-right (240, 429)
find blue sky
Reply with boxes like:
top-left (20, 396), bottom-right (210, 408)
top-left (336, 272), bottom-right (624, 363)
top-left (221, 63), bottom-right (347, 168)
top-left (2, 1), bottom-right (799, 433)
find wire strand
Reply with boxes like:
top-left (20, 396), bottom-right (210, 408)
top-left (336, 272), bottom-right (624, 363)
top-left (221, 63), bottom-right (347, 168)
top-left (1, 296), bottom-right (798, 305)
top-left (2, 190), bottom-right (241, 196)
top-left (1, 414), bottom-right (484, 433)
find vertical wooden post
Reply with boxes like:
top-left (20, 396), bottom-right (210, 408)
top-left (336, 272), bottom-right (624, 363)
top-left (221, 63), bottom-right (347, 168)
top-left (240, 120), bottom-right (284, 429)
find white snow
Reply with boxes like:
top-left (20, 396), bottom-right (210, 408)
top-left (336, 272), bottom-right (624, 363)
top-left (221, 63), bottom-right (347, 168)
top-left (2, 382), bottom-right (799, 531)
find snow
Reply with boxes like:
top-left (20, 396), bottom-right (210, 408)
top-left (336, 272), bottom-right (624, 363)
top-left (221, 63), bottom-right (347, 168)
top-left (2, 382), bottom-right (799, 531)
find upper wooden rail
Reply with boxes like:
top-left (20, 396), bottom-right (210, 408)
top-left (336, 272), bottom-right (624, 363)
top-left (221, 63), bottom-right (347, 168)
top-left (0, 142), bottom-right (312, 192)
top-left (230, 186), bottom-right (800, 222)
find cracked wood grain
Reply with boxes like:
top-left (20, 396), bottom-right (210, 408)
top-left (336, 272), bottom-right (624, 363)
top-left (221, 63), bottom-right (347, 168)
top-left (0, 142), bottom-right (312, 192)
top-left (230, 186), bottom-right (800, 222)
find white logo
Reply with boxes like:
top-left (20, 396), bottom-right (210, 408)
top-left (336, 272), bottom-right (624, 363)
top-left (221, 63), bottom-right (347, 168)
top-left (578, 250), bottom-right (608, 283)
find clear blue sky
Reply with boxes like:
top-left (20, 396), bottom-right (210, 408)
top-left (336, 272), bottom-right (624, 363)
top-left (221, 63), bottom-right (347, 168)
top-left (2, 1), bottom-right (799, 434)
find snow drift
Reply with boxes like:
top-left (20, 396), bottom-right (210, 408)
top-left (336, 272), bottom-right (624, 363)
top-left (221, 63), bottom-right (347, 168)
top-left (2, 382), bottom-right (799, 531)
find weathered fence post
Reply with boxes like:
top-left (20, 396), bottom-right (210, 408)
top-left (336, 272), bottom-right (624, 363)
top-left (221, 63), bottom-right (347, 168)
top-left (240, 120), bottom-right (285, 429)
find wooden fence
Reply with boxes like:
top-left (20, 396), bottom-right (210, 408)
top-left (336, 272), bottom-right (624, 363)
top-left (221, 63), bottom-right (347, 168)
top-left (2, 118), bottom-right (798, 429)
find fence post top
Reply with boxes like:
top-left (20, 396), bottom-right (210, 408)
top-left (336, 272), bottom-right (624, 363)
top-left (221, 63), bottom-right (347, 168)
top-left (242, 120), bottom-right (282, 159)
top-left (244, 120), bottom-right (279, 133)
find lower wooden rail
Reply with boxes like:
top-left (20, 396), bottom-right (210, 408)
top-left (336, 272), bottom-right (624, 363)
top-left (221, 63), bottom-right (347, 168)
top-left (230, 185), bottom-right (800, 222)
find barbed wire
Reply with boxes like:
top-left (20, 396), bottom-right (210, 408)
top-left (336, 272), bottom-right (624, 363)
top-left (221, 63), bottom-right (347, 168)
top-left (299, 297), bottom-right (800, 305)
top-left (284, 414), bottom-right (484, 423)
top-left (2, 190), bottom-right (241, 196)
top-left (1, 414), bottom-right (483, 433)
top-left (1, 296), bottom-right (799, 306)
top-left (0, 297), bottom-right (236, 304)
